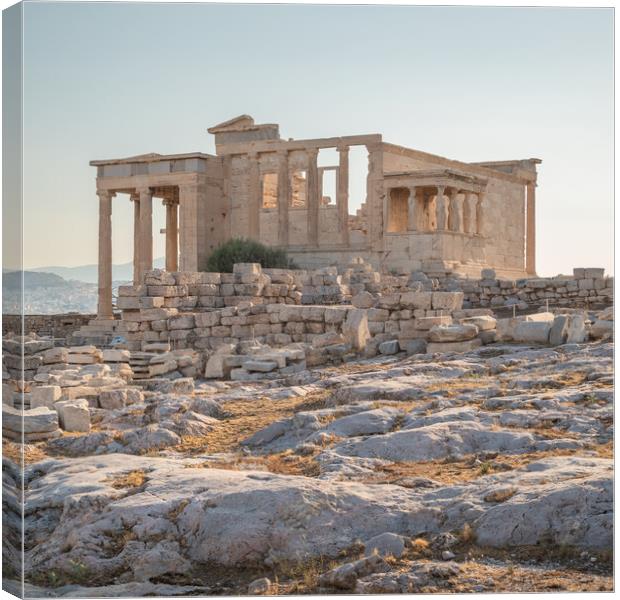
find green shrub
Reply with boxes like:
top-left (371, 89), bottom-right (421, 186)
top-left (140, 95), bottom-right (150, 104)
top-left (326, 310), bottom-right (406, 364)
top-left (206, 238), bottom-right (296, 273)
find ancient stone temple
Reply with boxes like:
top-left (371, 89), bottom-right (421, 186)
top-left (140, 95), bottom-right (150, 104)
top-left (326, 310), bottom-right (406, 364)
top-left (91, 114), bottom-right (540, 317)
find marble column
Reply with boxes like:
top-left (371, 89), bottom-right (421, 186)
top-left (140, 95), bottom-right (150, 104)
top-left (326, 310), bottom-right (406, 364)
top-left (464, 193), bottom-right (477, 234)
top-left (131, 193), bottom-right (140, 284)
top-left (164, 200), bottom-right (178, 272)
top-left (365, 143), bottom-right (384, 251)
top-left (97, 190), bottom-right (113, 318)
top-left (435, 186), bottom-right (447, 231)
top-left (337, 145), bottom-right (350, 245)
top-left (447, 189), bottom-right (460, 232)
top-left (476, 192), bottom-right (486, 236)
top-left (179, 184), bottom-right (199, 272)
top-left (248, 152), bottom-right (261, 240)
top-left (407, 187), bottom-right (417, 231)
top-left (277, 151), bottom-right (290, 246)
top-left (138, 187), bottom-right (153, 279)
top-left (384, 187), bottom-right (392, 232)
top-left (526, 183), bottom-right (536, 274)
top-left (307, 149), bottom-right (319, 246)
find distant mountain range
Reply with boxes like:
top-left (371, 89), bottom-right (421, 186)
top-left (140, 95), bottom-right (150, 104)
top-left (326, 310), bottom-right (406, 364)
top-left (28, 257), bottom-right (165, 284)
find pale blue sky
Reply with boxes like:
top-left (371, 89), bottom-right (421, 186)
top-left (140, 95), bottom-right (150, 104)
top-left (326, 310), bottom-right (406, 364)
top-left (20, 3), bottom-right (613, 275)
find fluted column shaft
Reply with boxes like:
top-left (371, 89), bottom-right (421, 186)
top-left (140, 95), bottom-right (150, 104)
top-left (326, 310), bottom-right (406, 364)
top-left (476, 192), bottom-right (486, 236)
top-left (131, 193), bottom-right (140, 284)
top-left (526, 183), bottom-right (536, 274)
top-left (307, 149), bottom-right (320, 246)
top-left (448, 189), bottom-right (464, 233)
top-left (248, 153), bottom-right (261, 240)
top-left (337, 146), bottom-right (350, 245)
top-left (407, 187), bottom-right (417, 231)
top-left (435, 185), bottom-right (447, 231)
top-left (138, 187), bottom-right (153, 280)
top-left (97, 190), bottom-right (113, 318)
top-left (165, 200), bottom-right (178, 272)
top-left (277, 151), bottom-right (290, 246)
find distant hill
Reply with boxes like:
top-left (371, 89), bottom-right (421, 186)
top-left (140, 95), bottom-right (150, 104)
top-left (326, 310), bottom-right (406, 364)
top-left (30, 256), bottom-right (165, 284)
top-left (3, 270), bottom-right (69, 290)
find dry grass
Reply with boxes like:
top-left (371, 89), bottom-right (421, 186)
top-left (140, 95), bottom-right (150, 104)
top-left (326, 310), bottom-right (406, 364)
top-left (3, 441), bottom-right (49, 464)
top-left (105, 469), bottom-right (147, 489)
top-left (190, 449), bottom-right (322, 477)
top-left (484, 487), bottom-right (517, 503)
top-left (175, 391), bottom-right (329, 455)
top-left (358, 446), bottom-right (605, 486)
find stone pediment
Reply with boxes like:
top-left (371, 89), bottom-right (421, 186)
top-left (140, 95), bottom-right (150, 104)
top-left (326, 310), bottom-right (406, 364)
top-left (208, 115), bottom-right (255, 133)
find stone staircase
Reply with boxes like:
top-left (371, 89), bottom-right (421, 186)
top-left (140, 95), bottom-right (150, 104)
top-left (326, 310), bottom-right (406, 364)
top-left (69, 317), bottom-right (128, 347)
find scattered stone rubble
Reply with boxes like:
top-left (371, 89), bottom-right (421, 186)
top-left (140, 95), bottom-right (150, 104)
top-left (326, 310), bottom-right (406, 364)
top-left (2, 262), bottom-right (614, 595)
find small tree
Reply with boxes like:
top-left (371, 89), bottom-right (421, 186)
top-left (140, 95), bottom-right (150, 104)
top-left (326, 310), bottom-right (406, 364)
top-left (206, 238), bottom-right (296, 273)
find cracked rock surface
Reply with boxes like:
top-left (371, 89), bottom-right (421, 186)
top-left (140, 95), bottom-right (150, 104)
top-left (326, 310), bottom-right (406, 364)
top-left (4, 339), bottom-right (613, 595)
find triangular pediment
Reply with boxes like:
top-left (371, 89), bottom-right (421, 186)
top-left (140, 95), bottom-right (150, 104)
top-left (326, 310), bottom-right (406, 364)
top-left (208, 114), bottom-right (255, 133)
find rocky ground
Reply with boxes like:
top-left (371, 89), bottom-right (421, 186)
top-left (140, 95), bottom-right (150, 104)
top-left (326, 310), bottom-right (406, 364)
top-left (3, 339), bottom-right (613, 595)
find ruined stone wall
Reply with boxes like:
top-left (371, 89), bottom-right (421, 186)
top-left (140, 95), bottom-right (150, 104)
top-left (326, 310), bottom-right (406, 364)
top-left (119, 289), bottom-right (464, 356)
top-left (381, 146), bottom-right (528, 277)
top-left (2, 314), bottom-right (94, 338)
top-left (455, 268), bottom-right (614, 309)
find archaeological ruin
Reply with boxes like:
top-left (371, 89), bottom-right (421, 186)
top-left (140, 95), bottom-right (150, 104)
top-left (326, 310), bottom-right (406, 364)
top-left (91, 114), bottom-right (540, 319)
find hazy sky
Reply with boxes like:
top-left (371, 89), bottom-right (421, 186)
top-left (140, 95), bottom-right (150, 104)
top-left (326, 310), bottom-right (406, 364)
top-left (19, 3), bottom-right (613, 276)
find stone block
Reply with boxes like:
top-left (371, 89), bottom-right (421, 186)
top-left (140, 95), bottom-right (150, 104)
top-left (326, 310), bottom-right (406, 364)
top-left (428, 323), bottom-right (478, 342)
top-left (102, 349), bottom-right (131, 362)
top-left (233, 263), bottom-right (261, 276)
top-left (168, 315), bottom-right (195, 330)
top-left (324, 307), bottom-right (349, 324)
top-left (415, 316), bottom-right (452, 330)
top-left (144, 270), bottom-right (176, 285)
top-left (431, 292), bottom-right (464, 311)
top-left (30, 385), bottom-right (62, 409)
top-left (195, 312), bottom-right (221, 328)
top-left (117, 296), bottom-right (141, 310)
top-left (56, 399), bottom-right (90, 432)
top-left (400, 291), bottom-right (432, 310)
top-left (3, 405), bottom-right (59, 435)
top-left (427, 338), bottom-right (482, 354)
top-left (399, 338), bottom-right (427, 355)
top-left (42, 347), bottom-right (68, 364)
top-left (481, 268), bottom-right (496, 279)
top-left (378, 340), bottom-right (400, 355)
top-left (479, 330), bottom-right (498, 345)
top-left (512, 320), bottom-right (552, 344)
top-left (312, 331), bottom-right (345, 348)
top-left (242, 360), bottom-right (278, 373)
top-left (376, 294), bottom-right (401, 310)
top-left (118, 285), bottom-right (147, 297)
top-left (351, 291), bottom-right (375, 309)
top-left (147, 285), bottom-right (188, 298)
top-left (590, 319), bottom-right (613, 340)
top-left (343, 309), bottom-right (370, 351)
top-left (461, 315), bottom-right (497, 331)
top-left (98, 389), bottom-right (127, 409)
top-left (140, 296), bottom-right (165, 309)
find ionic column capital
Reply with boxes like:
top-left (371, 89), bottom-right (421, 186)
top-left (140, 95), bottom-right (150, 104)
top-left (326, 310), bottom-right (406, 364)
top-left (96, 189), bottom-right (115, 200)
top-left (337, 144), bottom-right (349, 154)
top-left (137, 187), bottom-right (152, 198)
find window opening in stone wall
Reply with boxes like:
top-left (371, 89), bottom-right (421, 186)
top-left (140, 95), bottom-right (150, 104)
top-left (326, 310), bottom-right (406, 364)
top-left (387, 187), bottom-right (409, 233)
top-left (261, 173), bottom-right (278, 208)
top-left (290, 170), bottom-right (307, 207)
top-left (321, 169), bottom-right (336, 206)
top-left (348, 145), bottom-right (369, 234)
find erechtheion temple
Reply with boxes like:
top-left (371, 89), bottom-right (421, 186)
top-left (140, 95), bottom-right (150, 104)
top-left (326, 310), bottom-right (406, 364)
top-left (91, 115), bottom-right (540, 318)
